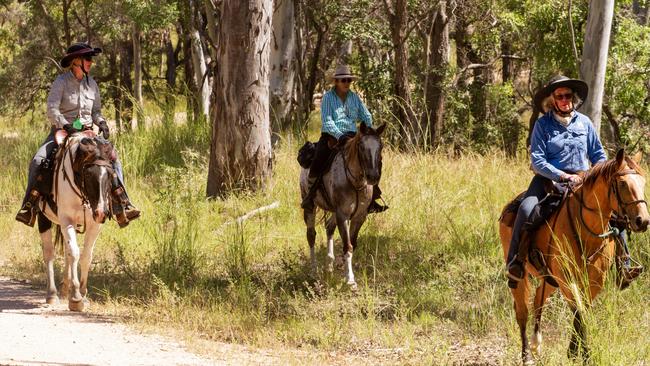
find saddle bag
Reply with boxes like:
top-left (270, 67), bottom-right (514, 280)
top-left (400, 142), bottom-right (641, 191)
top-left (297, 141), bottom-right (315, 169)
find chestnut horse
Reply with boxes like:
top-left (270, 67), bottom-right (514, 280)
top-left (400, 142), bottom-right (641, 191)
top-left (499, 149), bottom-right (649, 365)
top-left (37, 131), bottom-right (114, 311)
top-left (300, 124), bottom-right (385, 288)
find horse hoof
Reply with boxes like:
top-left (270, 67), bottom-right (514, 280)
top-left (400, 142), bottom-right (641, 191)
top-left (347, 281), bottom-right (358, 290)
top-left (46, 296), bottom-right (59, 305)
top-left (68, 299), bottom-right (84, 312)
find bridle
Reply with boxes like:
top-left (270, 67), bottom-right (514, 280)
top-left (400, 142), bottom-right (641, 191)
top-left (55, 140), bottom-right (114, 231)
top-left (566, 168), bottom-right (647, 261)
top-left (340, 135), bottom-right (382, 217)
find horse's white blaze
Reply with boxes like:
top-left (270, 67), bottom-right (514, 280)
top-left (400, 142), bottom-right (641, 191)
top-left (365, 139), bottom-right (380, 166)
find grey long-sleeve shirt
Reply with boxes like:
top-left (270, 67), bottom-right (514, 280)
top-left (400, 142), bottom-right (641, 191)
top-left (46, 71), bottom-right (105, 129)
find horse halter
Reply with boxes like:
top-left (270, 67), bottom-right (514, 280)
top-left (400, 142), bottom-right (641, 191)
top-left (609, 169), bottom-right (647, 221)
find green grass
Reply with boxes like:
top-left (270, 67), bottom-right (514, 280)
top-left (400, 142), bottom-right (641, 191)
top-left (1, 111), bottom-right (649, 365)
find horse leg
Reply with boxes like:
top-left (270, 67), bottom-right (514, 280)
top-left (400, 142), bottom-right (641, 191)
top-left (79, 223), bottom-right (100, 300)
top-left (530, 281), bottom-right (557, 356)
top-left (512, 276), bottom-right (533, 365)
top-left (336, 211), bottom-right (355, 288)
top-left (568, 308), bottom-right (589, 362)
top-left (60, 220), bottom-right (84, 311)
top-left (38, 216), bottom-right (58, 305)
top-left (304, 209), bottom-right (317, 274)
top-left (325, 215), bottom-right (337, 273)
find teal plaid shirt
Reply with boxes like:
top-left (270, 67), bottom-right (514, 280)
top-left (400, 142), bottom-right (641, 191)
top-left (320, 89), bottom-right (372, 139)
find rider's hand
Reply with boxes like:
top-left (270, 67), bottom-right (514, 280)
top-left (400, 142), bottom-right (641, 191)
top-left (337, 133), bottom-right (353, 147)
top-left (62, 123), bottom-right (77, 135)
top-left (562, 173), bottom-right (582, 184)
top-left (98, 120), bottom-right (110, 139)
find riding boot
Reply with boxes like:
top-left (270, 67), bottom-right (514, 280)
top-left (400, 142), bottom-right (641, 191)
top-left (367, 185), bottom-right (388, 214)
top-left (506, 220), bottom-right (528, 288)
top-left (301, 175), bottom-right (318, 211)
top-left (111, 179), bottom-right (141, 228)
top-left (16, 189), bottom-right (40, 227)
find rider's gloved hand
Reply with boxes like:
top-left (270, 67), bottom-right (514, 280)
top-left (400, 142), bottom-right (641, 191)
top-left (63, 123), bottom-right (77, 135)
top-left (337, 133), bottom-right (354, 147)
top-left (98, 120), bottom-right (110, 139)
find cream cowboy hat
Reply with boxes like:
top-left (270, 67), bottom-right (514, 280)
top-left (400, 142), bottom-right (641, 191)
top-left (330, 64), bottom-right (358, 81)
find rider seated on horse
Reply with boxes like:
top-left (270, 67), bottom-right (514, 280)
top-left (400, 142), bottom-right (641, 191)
top-left (301, 64), bottom-right (388, 214)
top-left (15, 43), bottom-right (140, 228)
top-left (506, 75), bottom-right (642, 288)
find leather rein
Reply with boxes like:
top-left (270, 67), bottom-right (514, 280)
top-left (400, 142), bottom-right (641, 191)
top-left (566, 169), bottom-right (647, 261)
top-left (55, 140), bottom-right (114, 232)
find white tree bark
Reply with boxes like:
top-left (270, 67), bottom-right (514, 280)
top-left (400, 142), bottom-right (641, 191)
top-left (190, 29), bottom-right (210, 121)
top-left (207, 0), bottom-right (273, 197)
top-left (132, 23), bottom-right (143, 127)
top-left (269, 0), bottom-right (296, 128)
top-left (579, 0), bottom-right (614, 136)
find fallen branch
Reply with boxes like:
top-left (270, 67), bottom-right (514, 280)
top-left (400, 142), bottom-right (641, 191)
top-left (218, 201), bottom-right (281, 230)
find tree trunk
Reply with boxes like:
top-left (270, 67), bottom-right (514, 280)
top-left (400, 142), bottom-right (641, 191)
top-left (132, 23), bottom-right (144, 128)
top-left (424, 1), bottom-right (449, 148)
top-left (579, 0), bottom-right (614, 136)
top-left (119, 39), bottom-right (134, 130)
top-left (270, 0), bottom-right (297, 130)
top-left (189, 0), bottom-right (210, 122)
top-left (207, 0), bottom-right (273, 197)
top-left (190, 28), bottom-right (210, 121)
top-left (387, 0), bottom-right (416, 144)
top-left (164, 31), bottom-right (177, 124)
top-left (108, 44), bottom-right (122, 131)
top-left (62, 0), bottom-right (72, 46)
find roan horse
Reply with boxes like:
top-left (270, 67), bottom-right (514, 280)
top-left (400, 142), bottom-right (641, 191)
top-left (37, 131), bottom-right (114, 311)
top-left (300, 124), bottom-right (385, 288)
top-left (499, 149), bottom-right (649, 365)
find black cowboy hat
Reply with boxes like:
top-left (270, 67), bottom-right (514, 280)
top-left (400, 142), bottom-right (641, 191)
top-left (533, 75), bottom-right (588, 111)
top-left (60, 43), bottom-right (102, 68)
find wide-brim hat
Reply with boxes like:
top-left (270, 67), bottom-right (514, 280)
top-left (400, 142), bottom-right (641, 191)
top-left (533, 75), bottom-right (588, 111)
top-left (331, 64), bottom-right (358, 81)
top-left (60, 43), bottom-right (102, 68)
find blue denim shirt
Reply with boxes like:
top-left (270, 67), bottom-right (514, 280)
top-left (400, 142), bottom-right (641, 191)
top-left (530, 111), bottom-right (607, 181)
top-left (320, 89), bottom-right (372, 139)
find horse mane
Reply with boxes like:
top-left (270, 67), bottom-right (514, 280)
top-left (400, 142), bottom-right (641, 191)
top-left (344, 132), bottom-right (362, 163)
top-left (583, 155), bottom-right (645, 188)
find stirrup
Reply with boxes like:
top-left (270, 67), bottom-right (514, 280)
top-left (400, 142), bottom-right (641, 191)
top-left (506, 257), bottom-right (525, 284)
top-left (15, 205), bottom-right (37, 227)
top-left (618, 259), bottom-right (644, 290)
top-left (368, 200), bottom-right (388, 214)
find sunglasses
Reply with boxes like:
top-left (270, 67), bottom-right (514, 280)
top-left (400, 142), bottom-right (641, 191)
top-left (338, 78), bottom-right (353, 84)
top-left (553, 93), bottom-right (573, 101)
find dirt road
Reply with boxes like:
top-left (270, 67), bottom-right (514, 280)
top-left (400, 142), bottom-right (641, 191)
top-left (0, 276), bottom-right (282, 366)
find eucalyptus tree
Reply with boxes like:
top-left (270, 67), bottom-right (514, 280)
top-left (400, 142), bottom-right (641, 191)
top-left (207, 0), bottom-right (274, 197)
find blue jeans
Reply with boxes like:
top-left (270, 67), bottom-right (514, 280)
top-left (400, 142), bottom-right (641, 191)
top-left (507, 175), bottom-right (550, 263)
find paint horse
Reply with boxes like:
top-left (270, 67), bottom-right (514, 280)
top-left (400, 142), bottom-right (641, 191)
top-left (37, 131), bottom-right (114, 311)
top-left (300, 124), bottom-right (385, 288)
top-left (499, 149), bottom-right (649, 365)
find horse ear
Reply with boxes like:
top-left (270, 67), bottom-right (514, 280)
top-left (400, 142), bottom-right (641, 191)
top-left (632, 151), bottom-right (643, 164)
top-left (615, 148), bottom-right (625, 168)
top-left (375, 124), bottom-right (386, 136)
top-left (359, 123), bottom-right (368, 135)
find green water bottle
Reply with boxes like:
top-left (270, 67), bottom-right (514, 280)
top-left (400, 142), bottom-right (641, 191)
top-left (72, 117), bottom-right (83, 130)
